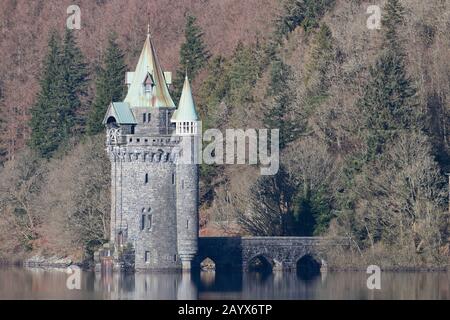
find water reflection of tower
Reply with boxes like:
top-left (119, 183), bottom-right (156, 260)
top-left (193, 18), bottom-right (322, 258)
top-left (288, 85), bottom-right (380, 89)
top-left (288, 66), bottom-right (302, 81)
top-left (177, 273), bottom-right (198, 300)
top-left (134, 273), bottom-right (197, 299)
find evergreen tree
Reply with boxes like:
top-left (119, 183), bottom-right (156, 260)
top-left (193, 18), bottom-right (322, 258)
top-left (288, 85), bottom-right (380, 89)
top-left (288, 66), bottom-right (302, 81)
top-left (275, 0), bottom-right (335, 37)
top-left (294, 185), bottom-right (332, 236)
top-left (382, 0), bottom-right (405, 52)
top-left (302, 23), bottom-right (335, 125)
top-left (87, 33), bottom-right (126, 135)
top-left (172, 14), bottom-right (210, 103)
top-left (198, 56), bottom-right (229, 129)
top-left (358, 0), bottom-right (418, 159)
top-left (60, 29), bottom-right (89, 134)
top-left (264, 57), bottom-right (299, 149)
top-left (29, 31), bottom-right (66, 158)
top-left (29, 29), bottom-right (88, 158)
top-left (360, 51), bottom-right (418, 158)
top-left (227, 42), bottom-right (261, 108)
top-left (305, 23), bottom-right (334, 94)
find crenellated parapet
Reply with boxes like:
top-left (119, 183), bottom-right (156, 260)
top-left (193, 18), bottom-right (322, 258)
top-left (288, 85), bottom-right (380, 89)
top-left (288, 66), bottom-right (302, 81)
top-left (107, 146), bottom-right (181, 163)
top-left (107, 133), bottom-right (181, 147)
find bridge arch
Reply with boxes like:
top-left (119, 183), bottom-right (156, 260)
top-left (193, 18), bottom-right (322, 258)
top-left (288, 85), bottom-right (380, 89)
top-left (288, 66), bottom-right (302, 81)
top-left (295, 254), bottom-right (323, 279)
top-left (247, 254), bottom-right (274, 273)
top-left (200, 257), bottom-right (216, 271)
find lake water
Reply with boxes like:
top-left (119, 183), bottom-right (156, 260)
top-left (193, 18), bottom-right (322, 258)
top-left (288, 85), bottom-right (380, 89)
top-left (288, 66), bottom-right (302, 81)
top-left (0, 267), bottom-right (449, 299)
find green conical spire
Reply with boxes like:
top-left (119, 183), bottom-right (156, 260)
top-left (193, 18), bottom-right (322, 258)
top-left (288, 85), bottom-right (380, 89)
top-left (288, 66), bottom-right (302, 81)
top-left (171, 74), bottom-right (199, 122)
top-left (124, 31), bottom-right (175, 108)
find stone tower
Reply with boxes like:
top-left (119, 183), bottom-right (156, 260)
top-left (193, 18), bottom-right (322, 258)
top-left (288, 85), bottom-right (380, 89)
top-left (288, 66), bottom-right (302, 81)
top-left (102, 31), bottom-right (199, 271)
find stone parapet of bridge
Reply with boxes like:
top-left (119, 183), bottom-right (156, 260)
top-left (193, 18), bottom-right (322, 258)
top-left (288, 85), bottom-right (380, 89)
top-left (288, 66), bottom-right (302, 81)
top-left (197, 236), bottom-right (350, 272)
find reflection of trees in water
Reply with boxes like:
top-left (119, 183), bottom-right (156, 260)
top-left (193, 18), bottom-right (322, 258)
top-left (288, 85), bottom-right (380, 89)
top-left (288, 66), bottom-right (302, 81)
top-left (311, 272), bottom-right (450, 300)
top-left (0, 268), bottom-right (449, 299)
top-left (0, 267), bottom-right (96, 299)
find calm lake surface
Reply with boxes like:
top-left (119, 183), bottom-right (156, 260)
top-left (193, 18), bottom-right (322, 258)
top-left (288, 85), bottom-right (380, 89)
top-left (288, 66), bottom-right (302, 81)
top-left (0, 267), bottom-right (449, 299)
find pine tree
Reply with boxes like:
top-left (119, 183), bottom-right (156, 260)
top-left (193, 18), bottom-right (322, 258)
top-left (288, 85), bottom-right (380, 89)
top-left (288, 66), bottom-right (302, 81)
top-left (294, 185), bottom-right (332, 236)
top-left (305, 23), bottom-right (334, 94)
top-left (264, 57), bottom-right (298, 149)
top-left (172, 14), bottom-right (210, 103)
top-left (87, 33), bottom-right (126, 135)
top-left (358, 0), bottom-right (418, 160)
top-left (382, 0), bottom-right (405, 52)
top-left (198, 56), bottom-right (229, 129)
top-left (29, 31), bottom-right (66, 158)
top-left (301, 23), bottom-right (335, 124)
top-left (60, 29), bottom-right (89, 134)
top-left (227, 42), bottom-right (261, 108)
top-left (360, 51), bottom-right (418, 157)
top-left (29, 30), bottom-right (88, 158)
top-left (275, 0), bottom-right (335, 37)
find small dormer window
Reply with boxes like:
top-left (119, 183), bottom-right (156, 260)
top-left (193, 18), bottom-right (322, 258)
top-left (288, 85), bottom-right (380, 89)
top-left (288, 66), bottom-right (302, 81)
top-left (144, 73), bottom-right (154, 93)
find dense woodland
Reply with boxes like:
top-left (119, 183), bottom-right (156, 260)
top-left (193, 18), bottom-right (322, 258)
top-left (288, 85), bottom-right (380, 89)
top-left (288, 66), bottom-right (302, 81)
top-left (0, 0), bottom-right (449, 269)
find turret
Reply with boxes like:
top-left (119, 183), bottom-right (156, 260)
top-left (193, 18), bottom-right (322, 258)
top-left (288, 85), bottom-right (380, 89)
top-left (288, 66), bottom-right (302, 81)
top-left (172, 75), bottom-right (200, 270)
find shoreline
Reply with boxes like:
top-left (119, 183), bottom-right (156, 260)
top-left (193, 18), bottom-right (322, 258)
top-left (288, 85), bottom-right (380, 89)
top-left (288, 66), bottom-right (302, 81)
top-left (0, 259), bottom-right (448, 273)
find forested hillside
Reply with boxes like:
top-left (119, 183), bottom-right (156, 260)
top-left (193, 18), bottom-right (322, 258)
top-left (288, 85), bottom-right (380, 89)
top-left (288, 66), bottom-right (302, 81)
top-left (0, 0), bottom-right (449, 269)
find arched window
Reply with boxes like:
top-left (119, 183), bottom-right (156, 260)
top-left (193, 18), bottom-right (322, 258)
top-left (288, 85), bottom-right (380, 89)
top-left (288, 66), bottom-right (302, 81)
top-left (145, 173), bottom-right (149, 184)
top-left (147, 113), bottom-right (151, 123)
top-left (143, 113), bottom-right (147, 123)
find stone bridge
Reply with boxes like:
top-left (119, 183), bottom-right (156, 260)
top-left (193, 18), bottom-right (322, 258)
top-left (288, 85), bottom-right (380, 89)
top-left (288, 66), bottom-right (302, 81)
top-left (196, 237), bottom-right (349, 273)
